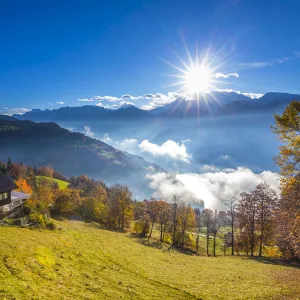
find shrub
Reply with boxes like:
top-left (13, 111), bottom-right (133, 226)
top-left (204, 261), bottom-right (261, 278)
top-left (29, 212), bottom-right (46, 228)
top-left (46, 221), bottom-right (56, 230)
top-left (263, 246), bottom-right (282, 258)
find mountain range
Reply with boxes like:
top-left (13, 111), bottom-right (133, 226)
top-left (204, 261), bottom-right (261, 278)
top-left (14, 91), bottom-right (300, 122)
top-left (0, 117), bottom-right (162, 196)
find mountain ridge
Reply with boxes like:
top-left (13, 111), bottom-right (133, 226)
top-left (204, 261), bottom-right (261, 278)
top-left (13, 91), bottom-right (300, 121)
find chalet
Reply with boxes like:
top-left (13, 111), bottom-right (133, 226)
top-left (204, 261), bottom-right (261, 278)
top-left (0, 173), bottom-right (30, 220)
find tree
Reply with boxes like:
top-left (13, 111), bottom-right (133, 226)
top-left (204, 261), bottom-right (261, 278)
top-left (0, 161), bottom-right (7, 174)
top-left (272, 101), bottom-right (300, 180)
top-left (15, 178), bottom-right (32, 194)
top-left (194, 209), bottom-right (202, 253)
top-left (157, 200), bottom-right (171, 243)
top-left (38, 165), bottom-right (54, 178)
top-left (225, 196), bottom-right (237, 255)
top-left (178, 204), bottom-right (195, 251)
top-left (253, 183), bottom-right (278, 257)
top-left (171, 195), bottom-right (180, 249)
top-left (277, 179), bottom-right (300, 259)
top-left (53, 188), bottom-right (81, 215)
top-left (7, 157), bottom-right (12, 170)
top-left (7, 163), bottom-right (27, 179)
top-left (109, 185), bottom-right (133, 230)
top-left (201, 209), bottom-right (213, 256)
top-left (211, 214), bottom-right (221, 257)
top-left (147, 198), bottom-right (160, 242)
top-left (272, 101), bottom-right (300, 259)
top-left (237, 191), bottom-right (258, 256)
top-left (27, 181), bottom-right (54, 215)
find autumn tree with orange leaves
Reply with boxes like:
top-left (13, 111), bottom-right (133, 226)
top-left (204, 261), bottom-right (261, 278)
top-left (15, 178), bottom-right (32, 194)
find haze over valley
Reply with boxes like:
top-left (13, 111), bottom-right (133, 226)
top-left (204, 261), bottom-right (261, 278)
top-left (4, 90), bottom-right (294, 208)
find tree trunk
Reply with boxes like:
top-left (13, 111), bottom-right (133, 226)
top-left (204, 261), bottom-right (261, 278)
top-left (206, 231), bottom-right (209, 256)
top-left (196, 235), bottom-right (199, 253)
top-left (250, 211), bottom-right (255, 256)
top-left (213, 235), bottom-right (216, 256)
top-left (259, 227), bottom-right (264, 257)
top-left (160, 223), bottom-right (163, 242)
top-left (181, 230), bottom-right (185, 251)
top-left (172, 225), bottom-right (176, 249)
top-left (148, 221), bottom-right (155, 242)
top-left (259, 203), bottom-right (264, 257)
top-left (231, 221), bottom-right (234, 256)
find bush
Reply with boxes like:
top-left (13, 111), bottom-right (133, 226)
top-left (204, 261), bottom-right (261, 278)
top-left (29, 212), bottom-right (46, 228)
top-left (263, 246), bottom-right (282, 258)
top-left (133, 219), bottom-right (149, 237)
top-left (46, 221), bottom-right (56, 230)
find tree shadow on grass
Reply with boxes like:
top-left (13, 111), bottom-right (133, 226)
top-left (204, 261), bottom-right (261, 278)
top-left (243, 256), bottom-right (300, 269)
top-left (126, 234), bottom-right (196, 255)
top-left (84, 221), bottom-right (127, 233)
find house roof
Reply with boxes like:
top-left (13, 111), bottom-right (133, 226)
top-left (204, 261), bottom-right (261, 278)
top-left (0, 172), bottom-right (18, 193)
top-left (11, 191), bottom-right (31, 201)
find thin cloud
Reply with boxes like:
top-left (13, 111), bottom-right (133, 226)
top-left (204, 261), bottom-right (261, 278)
top-left (56, 101), bottom-right (64, 105)
top-left (214, 72), bottom-right (239, 78)
top-left (115, 138), bottom-right (138, 151)
top-left (83, 126), bottom-right (94, 137)
top-left (242, 57), bottom-right (289, 68)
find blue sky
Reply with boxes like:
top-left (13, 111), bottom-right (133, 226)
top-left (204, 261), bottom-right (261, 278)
top-left (1, 0), bottom-right (300, 113)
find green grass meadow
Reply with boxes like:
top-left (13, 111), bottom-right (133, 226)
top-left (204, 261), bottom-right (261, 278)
top-left (0, 220), bottom-right (299, 299)
top-left (36, 176), bottom-right (70, 189)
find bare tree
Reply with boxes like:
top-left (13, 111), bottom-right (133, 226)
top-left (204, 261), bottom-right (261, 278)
top-left (201, 209), bottom-right (213, 256)
top-left (171, 195), bottom-right (180, 249)
top-left (147, 198), bottom-right (160, 242)
top-left (225, 196), bottom-right (237, 255)
top-left (211, 214), bottom-right (221, 257)
top-left (195, 210), bottom-right (202, 253)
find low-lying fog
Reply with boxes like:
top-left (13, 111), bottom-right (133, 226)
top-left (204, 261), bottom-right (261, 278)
top-left (59, 113), bottom-right (279, 173)
top-left (57, 113), bottom-right (281, 208)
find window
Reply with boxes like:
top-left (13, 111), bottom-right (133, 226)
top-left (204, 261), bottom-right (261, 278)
top-left (0, 193), bottom-right (8, 200)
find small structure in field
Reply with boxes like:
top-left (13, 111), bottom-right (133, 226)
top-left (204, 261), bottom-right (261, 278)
top-left (224, 232), bottom-right (233, 247)
top-left (0, 173), bottom-right (30, 220)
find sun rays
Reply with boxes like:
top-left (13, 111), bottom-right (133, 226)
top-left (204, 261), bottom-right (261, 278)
top-left (160, 43), bottom-right (235, 117)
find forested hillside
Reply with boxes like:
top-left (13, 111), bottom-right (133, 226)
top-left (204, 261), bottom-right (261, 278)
top-left (0, 118), bottom-right (162, 194)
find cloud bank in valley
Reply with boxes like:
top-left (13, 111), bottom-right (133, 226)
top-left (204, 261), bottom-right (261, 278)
top-left (139, 140), bottom-right (191, 163)
top-left (147, 167), bottom-right (280, 209)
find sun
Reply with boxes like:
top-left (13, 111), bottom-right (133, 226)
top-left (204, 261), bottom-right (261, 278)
top-left (185, 66), bottom-right (211, 94)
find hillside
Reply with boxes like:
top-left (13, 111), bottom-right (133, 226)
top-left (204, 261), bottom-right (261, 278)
top-left (0, 220), bottom-right (299, 299)
top-left (0, 119), bottom-right (162, 194)
top-left (0, 115), bottom-right (17, 121)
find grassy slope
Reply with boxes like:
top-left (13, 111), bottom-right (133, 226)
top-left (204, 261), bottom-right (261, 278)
top-left (0, 220), bottom-right (299, 300)
top-left (36, 176), bottom-right (70, 189)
